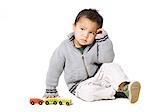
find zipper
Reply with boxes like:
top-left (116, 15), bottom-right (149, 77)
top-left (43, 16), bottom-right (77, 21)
top-left (82, 55), bottom-right (89, 78)
top-left (72, 41), bottom-right (90, 78)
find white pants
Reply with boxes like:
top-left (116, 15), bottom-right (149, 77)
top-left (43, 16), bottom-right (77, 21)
top-left (75, 63), bottom-right (129, 101)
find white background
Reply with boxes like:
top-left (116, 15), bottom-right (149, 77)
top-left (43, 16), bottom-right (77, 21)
top-left (0, 0), bottom-right (149, 112)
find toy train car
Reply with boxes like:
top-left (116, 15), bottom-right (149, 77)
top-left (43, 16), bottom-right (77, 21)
top-left (30, 98), bottom-right (44, 105)
top-left (30, 97), bottom-right (72, 106)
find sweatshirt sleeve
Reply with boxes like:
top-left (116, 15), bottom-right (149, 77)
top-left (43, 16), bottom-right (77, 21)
top-left (46, 42), bottom-right (65, 92)
top-left (95, 30), bottom-right (115, 63)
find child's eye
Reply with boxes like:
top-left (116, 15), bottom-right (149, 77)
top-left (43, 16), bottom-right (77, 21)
top-left (89, 32), bottom-right (96, 35)
top-left (80, 28), bottom-right (84, 30)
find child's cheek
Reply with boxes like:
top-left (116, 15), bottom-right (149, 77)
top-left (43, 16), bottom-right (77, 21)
top-left (75, 30), bottom-right (82, 37)
top-left (87, 37), bottom-right (95, 44)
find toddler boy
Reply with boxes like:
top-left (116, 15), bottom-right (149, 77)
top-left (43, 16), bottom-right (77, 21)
top-left (44, 9), bottom-right (141, 103)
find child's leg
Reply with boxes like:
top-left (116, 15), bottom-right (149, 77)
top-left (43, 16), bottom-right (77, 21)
top-left (99, 63), bottom-right (129, 91)
top-left (75, 78), bottom-right (116, 101)
top-left (75, 63), bottom-right (140, 103)
top-left (97, 63), bottom-right (141, 103)
top-left (75, 65), bottom-right (116, 101)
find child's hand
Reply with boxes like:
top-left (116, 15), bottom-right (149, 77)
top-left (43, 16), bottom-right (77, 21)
top-left (43, 92), bottom-right (59, 98)
top-left (95, 29), bottom-right (108, 39)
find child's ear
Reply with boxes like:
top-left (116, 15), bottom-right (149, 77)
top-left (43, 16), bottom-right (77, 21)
top-left (96, 28), bottom-right (102, 34)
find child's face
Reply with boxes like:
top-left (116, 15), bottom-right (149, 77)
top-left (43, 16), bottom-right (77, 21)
top-left (73, 16), bottom-right (101, 48)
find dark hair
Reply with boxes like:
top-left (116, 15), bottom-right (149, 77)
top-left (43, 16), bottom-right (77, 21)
top-left (74, 9), bottom-right (103, 28)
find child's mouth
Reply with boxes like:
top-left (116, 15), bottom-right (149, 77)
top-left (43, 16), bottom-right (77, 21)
top-left (80, 39), bottom-right (87, 43)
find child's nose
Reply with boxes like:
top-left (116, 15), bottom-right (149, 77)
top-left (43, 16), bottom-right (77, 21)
top-left (83, 31), bottom-right (89, 38)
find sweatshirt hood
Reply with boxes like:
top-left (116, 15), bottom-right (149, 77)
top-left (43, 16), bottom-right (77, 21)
top-left (67, 32), bottom-right (75, 41)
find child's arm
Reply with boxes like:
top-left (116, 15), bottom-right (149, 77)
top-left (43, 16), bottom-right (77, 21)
top-left (95, 29), bottom-right (115, 63)
top-left (44, 42), bottom-right (66, 97)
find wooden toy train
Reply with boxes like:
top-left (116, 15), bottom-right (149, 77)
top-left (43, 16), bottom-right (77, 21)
top-left (30, 97), bottom-right (72, 106)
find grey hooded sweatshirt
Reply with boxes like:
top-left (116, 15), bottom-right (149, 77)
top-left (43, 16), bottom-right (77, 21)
top-left (45, 30), bottom-right (115, 96)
